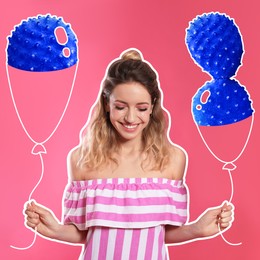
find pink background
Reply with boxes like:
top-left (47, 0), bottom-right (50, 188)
top-left (0, 0), bottom-right (259, 259)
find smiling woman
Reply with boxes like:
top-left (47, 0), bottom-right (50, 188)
top-left (24, 48), bottom-right (235, 260)
top-left (78, 48), bottom-right (171, 173)
top-left (106, 82), bottom-right (154, 146)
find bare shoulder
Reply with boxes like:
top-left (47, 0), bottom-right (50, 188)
top-left (165, 143), bottom-right (188, 180)
top-left (67, 146), bottom-right (85, 181)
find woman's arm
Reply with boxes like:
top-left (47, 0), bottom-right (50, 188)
top-left (25, 201), bottom-right (87, 244)
top-left (24, 148), bottom-right (88, 244)
top-left (165, 202), bottom-right (234, 244)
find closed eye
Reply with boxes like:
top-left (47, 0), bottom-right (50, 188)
top-left (138, 108), bottom-right (148, 112)
top-left (115, 106), bottom-right (125, 110)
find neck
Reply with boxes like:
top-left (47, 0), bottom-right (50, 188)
top-left (118, 138), bottom-right (143, 156)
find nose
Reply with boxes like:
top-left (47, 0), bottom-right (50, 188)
top-left (124, 108), bottom-right (136, 123)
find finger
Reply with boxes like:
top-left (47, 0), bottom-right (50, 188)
top-left (24, 205), bottom-right (35, 214)
top-left (25, 212), bottom-right (41, 228)
top-left (220, 214), bottom-right (233, 223)
top-left (221, 207), bottom-right (233, 216)
top-left (218, 212), bottom-right (234, 229)
top-left (212, 201), bottom-right (232, 216)
top-left (221, 201), bottom-right (234, 211)
top-left (219, 221), bottom-right (231, 229)
top-left (24, 202), bottom-right (32, 212)
top-left (220, 208), bottom-right (234, 223)
top-left (223, 205), bottom-right (233, 212)
top-left (25, 210), bottom-right (39, 221)
top-left (26, 217), bottom-right (39, 227)
top-left (26, 219), bottom-right (38, 229)
top-left (219, 216), bottom-right (233, 228)
top-left (31, 201), bottom-right (49, 216)
top-left (23, 200), bottom-right (37, 215)
top-left (25, 209), bottom-right (39, 219)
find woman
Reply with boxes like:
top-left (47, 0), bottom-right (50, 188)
top-left (25, 49), bottom-right (234, 260)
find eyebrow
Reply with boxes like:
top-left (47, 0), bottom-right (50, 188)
top-left (114, 100), bottom-right (150, 105)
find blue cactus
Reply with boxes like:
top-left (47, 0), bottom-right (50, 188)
top-left (186, 12), bottom-right (254, 126)
top-left (7, 14), bottom-right (78, 72)
top-left (192, 78), bottom-right (253, 126)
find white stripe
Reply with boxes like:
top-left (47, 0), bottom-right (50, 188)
top-left (68, 219), bottom-right (185, 230)
top-left (106, 228), bottom-right (117, 259)
top-left (151, 226), bottom-right (161, 260)
top-left (91, 227), bottom-right (101, 260)
top-left (159, 226), bottom-right (167, 260)
top-left (163, 245), bottom-right (167, 260)
top-left (71, 178), bottom-right (183, 186)
top-left (121, 229), bottom-right (133, 259)
top-left (87, 204), bottom-right (186, 215)
top-left (85, 227), bottom-right (93, 242)
top-left (66, 188), bottom-right (186, 202)
top-left (137, 228), bottom-right (148, 259)
top-left (158, 226), bottom-right (166, 259)
top-left (64, 204), bottom-right (187, 217)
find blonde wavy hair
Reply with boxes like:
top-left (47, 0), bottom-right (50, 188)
top-left (77, 49), bottom-right (170, 171)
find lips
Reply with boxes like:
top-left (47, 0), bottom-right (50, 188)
top-left (121, 123), bottom-right (139, 131)
top-left (123, 124), bottom-right (138, 129)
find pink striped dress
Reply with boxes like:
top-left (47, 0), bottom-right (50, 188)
top-left (63, 178), bottom-right (188, 260)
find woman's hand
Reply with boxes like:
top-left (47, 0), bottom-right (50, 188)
top-left (194, 201), bottom-right (234, 238)
top-left (24, 200), bottom-right (87, 244)
top-left (165, 201), bottom-right (235, 244)
top-left (24, 201), bottom-right (61, 240)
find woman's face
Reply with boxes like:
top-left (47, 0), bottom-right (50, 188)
top-left (107, 82), bottom-right (153, 142)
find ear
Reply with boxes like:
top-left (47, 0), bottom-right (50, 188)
top-left (151, 98), bottom-right (156, 114)
top-left (150, 105), bottom-right (154, 115)
top-left (103, 93), bottom-right (110, 112)
top-left (106, 104), bottom-right (110, 112)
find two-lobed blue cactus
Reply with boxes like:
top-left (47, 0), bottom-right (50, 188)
top-left (186, 12), bottom-right (254, 126)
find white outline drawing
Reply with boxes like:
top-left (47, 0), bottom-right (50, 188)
top-left (18, 47), bottom-right (190, 259)
top-left (6, 14), bottom-right (79, 250)
top-left (68, 47), bottom-right (191, 259)
top-left (10, 47), bottom-right (239, 259)
top-left (185, 12), bottom-right (255, 246)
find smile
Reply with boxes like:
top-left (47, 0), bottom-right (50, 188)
top-left (122, 124), bottom-right (138, 129)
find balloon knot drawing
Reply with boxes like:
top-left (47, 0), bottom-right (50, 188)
top-left (186, 12), bottom-right (255, 246)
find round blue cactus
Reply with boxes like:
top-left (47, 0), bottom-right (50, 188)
top-left (186, 12), bottom-right (254, 126)
top-left (7, 14), bottom-right (78, 72)
top-left (186, 12), bottom-right (243, 79)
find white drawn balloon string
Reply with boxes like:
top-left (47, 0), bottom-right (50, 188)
top-left (10, 228), bottom-right (38, 251)
top-left (28, 152), bottom-right (45, 201)
top-left (195, 114), bottom-right (254, 246)
top-left (6, 61), bottom-right (79, 146)
top-left (6, 61), bottom-right (79, 250)
top-left (218, 168), bottom-right (242, 246)
top-left (10, 153), bottom-right (44, 250)
top-left (195, 114), bottom-right (254, 167)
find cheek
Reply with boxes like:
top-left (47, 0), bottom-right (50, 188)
top-left (110, 109), bottom-right (124, 120)
top-left (139, 112), bottom-right (151, 122)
